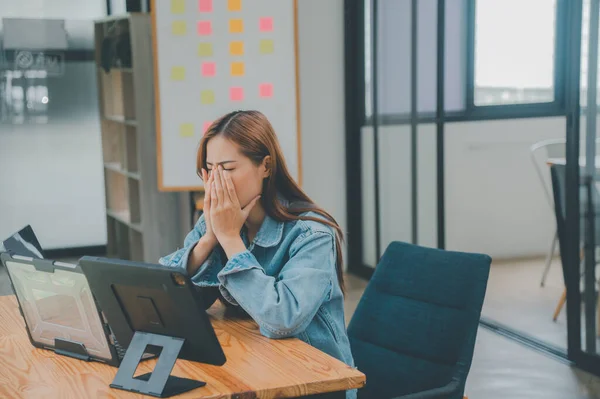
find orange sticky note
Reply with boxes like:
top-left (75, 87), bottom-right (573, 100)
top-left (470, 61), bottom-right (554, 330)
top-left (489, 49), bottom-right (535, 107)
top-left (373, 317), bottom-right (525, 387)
top-left (230, 62), bottom-right (244, 76)
top-left (180, 124), bottom-right (194, 137)
top-left (171, 0), bottom-right (185, 13)
top-left (197, 20), bottom-right (212, 36)
top-left (198, 42), bottom-right (213, 57)
top-left (228, 0), bottom-right (241, 11)
top-left (172, 21), bottom-right (187, 35)
top-left (259, 83), bottom-right (273, 98)
top-left (259, 39), bottom-right (274, 54)
top-left (259, 17), bottom-right (273, 32)
top-left (230, 87), bottom-right (244, 101)
top-left (229, 19), bottom-right (243, 33)
top-left (171, 66), bottom-right (185, 80)
top-left (230, 41), bottom-right (244, 56)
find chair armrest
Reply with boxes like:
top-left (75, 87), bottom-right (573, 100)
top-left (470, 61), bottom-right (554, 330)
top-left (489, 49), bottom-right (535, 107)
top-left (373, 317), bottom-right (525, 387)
top-left (391, 380), bottom-right (461, 399)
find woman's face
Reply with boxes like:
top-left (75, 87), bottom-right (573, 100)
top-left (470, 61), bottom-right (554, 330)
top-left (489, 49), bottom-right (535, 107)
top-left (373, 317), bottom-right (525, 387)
top-left (205, 136), bottom-right (269, 208)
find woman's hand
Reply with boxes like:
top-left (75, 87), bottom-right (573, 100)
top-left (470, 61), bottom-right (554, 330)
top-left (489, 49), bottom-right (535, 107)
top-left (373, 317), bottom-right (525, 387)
top-left (200, 168), bottom-right (217, 246)
top-left (210, 165), bottom-right (260, 257)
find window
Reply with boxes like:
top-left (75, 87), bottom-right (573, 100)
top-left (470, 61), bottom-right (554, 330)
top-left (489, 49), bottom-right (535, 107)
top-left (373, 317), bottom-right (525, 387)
top-left (580, 0), bottom-right (600, 108)
top-left (363, 0), bottom-right (467, 120)
top-left (473, 0), bottom-right (557, 106)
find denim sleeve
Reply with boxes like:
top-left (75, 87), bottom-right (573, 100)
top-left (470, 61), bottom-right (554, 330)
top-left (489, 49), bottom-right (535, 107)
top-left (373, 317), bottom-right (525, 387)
top-left (158, 214), bottom-right (222, 287)
top-left (216, 231), bottom-right (334, 339)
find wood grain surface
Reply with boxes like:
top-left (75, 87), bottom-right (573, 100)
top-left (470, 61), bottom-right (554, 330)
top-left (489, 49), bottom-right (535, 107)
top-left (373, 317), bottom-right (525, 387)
top-left (0, 295), bottom-right (365, 398)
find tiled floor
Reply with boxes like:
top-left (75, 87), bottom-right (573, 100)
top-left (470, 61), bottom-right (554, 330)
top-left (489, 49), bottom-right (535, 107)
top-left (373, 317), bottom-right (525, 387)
top-left (1, 261), bottom-right (600, 397)
top-left (482, 256), bottom-right (570, 350)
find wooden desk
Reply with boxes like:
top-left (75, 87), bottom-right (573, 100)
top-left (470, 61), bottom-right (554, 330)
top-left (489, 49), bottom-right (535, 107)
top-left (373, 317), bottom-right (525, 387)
top-left (0, 295), bottom-right (365, 398)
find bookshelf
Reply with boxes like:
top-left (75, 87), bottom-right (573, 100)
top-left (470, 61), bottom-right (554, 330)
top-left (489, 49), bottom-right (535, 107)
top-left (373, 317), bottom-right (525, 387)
top-left (94, 14), bottom-right (183, 262)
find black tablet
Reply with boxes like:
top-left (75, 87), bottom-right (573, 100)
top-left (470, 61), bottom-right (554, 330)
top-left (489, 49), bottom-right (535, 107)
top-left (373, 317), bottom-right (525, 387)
top-left (78, 256), bottom-right (226, 366)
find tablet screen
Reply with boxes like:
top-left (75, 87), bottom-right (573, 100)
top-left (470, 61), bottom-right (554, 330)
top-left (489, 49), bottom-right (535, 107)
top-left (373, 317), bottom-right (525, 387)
top-left (5, 260), bottom-right (113, 361)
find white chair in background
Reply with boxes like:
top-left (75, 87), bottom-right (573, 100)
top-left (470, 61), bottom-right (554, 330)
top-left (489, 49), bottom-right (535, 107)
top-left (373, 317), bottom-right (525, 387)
top-left (530, 138), bottom-right (566, 287)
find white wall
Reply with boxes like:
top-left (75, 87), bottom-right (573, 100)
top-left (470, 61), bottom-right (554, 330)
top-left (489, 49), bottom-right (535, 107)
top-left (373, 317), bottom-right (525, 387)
top-left (360, 117), bottom-right (574, 262)
top-left (444, 117), bottom-right (566, 258)
top-left (297, 0), bottom-right (348, 258)
top-left (0, 0), bottom-right (108, 249)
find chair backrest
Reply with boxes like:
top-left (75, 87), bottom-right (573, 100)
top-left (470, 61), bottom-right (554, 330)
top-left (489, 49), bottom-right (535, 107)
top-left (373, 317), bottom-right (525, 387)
top-left (348, 241), bottom-right (491, 399)
top-left (530, 138), bottom-right (566, 208)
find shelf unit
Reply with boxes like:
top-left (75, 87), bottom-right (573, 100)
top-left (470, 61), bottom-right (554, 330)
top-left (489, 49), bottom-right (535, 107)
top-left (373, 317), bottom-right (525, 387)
top-left (94, 14), bottom-right (183, 262)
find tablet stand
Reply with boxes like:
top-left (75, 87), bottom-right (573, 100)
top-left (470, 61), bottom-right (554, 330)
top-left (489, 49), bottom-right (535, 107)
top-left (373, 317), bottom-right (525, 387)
top-left (55, 338), bottom-right (91, 361)
top-left (110, 331), bottom-right (206, 398)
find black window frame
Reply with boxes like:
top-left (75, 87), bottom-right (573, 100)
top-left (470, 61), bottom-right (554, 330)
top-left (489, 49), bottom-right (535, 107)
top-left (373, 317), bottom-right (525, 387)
top-left (466, 0), bottom-right (568, 118)
top-left (362, 0), bottom-right (570, 126)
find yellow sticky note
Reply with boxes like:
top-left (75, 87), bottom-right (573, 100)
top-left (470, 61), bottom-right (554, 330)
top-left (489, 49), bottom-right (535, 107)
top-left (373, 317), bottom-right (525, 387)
top-left (171, 66), bottom-right (185, 81)
top-left (228, 0), bottom-right (242, 11)
top-left (230, 62), bottom-right (244, 76)
top-left (230, 41), bottom-right (244, 55)
top-left (229, 19), bottom-right (244, 33)
top-left (259, 39), bottom-right (274, 54)
top-left (198, 42), bottom-right (213, 57)
top-left (180, 124), bottom-right (194, 137)
top-left (201, 90), bottom-right (215, 104)
top-left (171, 0), bottom-right (185, 13)
top-left (172, 21), bottom-right (187, 35)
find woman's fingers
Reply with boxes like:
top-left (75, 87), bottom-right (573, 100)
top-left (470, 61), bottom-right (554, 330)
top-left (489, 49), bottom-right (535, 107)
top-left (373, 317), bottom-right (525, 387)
top-left (203, 169), bottom-right (211, 208)
top-left (223, 169), bottom-right (239, 206)
top-left (213, 166), bottom-right (224, 205)
top-left (214, 166), bottom-right (231, 205)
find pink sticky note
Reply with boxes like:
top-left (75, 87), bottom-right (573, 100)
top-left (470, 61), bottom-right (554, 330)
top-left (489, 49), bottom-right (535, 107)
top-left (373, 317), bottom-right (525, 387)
top-left (199, 0), bottom-right (212, 12)
top-left (230, 87), bottom-right (244, 101)
top-left (259, 17), bottom-right (273, 32)
top-left (259, 83), bottom-right (273, 98)
top-left (203, 122), bottom-right (212, 135)
top-left (197, 20), bottom-right (212, 36)
top-left (201, 62), bottom-right (216, 77)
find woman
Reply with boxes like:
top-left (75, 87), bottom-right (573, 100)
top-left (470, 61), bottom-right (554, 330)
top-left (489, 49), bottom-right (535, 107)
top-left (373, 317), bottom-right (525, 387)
top-left (159, 110), bottom-right (356, 399)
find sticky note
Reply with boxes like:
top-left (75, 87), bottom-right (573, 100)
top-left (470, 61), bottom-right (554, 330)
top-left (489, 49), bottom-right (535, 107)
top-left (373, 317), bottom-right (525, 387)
top-left (259, 39), bottom-right (274, 54)
top-left (228, 0), bottom-right (241, 11)
top-left (171, 0), bottom-right (185, 13)
top-left (199, 0), bottom-right (212, 12)
top-left (198, 42), bottom-right (213, 57)
top-left (259, 17), bottom-right (273, 32)
top-left (203, 122), bottom-right (212, 135)
top-left (202, 62), bottom-right (216, 77)
top-left (259, 83), bottom-right (273, 98)
top-left (197, 20), bottom-right (212, 36)
top-left (230, 41), bottom-right (244, 55)
top-left (230, 87), bottom-right (244, 101)
top-left (180, 124), bottom-right (194, 137)
top-left (230, 62), bottom-right (244, 76)
top-left (172, 21), bottom-right (187, 35)
top-left (201, 90), bottom-right (215, 104)
top-left (229, 19), bottom-right (244, 33)
top-left (171, 66), bottom-right (185, 81)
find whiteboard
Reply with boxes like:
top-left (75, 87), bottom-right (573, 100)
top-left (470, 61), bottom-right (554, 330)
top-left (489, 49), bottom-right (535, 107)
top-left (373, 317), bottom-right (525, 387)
top-left (151, 0), bottom-right (301, 191)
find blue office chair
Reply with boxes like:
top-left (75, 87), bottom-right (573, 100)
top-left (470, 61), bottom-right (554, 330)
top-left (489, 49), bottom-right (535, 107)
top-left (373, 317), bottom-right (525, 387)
top-left (348, 241), bottom-right (491, 399)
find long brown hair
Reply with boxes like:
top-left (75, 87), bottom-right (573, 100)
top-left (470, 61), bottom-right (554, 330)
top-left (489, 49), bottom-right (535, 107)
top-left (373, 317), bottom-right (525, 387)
top-left (197, 110), bottom-right (345, 293)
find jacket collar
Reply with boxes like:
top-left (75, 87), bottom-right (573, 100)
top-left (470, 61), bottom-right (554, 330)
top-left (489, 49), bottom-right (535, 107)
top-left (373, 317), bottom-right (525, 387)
top-left (252, 193), bottom-right (287, 248)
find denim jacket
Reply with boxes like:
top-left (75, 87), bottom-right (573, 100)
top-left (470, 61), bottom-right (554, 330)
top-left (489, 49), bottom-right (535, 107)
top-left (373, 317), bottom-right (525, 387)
top-left (158, 198), bottom-right (357, 399)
